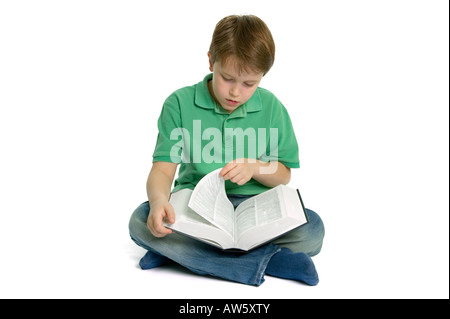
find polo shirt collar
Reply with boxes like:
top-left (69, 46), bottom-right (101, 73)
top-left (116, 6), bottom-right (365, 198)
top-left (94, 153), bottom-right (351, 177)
top-left (195, 74), bottom-right (262, 117)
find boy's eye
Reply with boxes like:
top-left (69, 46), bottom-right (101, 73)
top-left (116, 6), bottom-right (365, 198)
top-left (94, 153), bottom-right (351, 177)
top-left (244, 83), bottom-right (255, 87)
top-left (223, 76), bottom-right (233, 82)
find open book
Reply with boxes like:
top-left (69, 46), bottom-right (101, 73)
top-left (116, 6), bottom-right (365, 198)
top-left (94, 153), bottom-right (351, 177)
top-left (164, 169), bottom-right (309, 251)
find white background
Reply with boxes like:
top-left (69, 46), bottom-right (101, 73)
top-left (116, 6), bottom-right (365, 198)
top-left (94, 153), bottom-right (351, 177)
top-left (0, 0), bottom-right (448, 299)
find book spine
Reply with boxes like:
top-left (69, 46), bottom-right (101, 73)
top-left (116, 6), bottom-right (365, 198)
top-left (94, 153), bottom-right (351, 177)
top-left (296, 189), bottom-right (310, 223)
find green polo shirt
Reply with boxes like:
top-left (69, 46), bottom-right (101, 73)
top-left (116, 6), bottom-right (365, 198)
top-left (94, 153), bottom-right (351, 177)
top-left (153, 73), bottom-right (300, 195)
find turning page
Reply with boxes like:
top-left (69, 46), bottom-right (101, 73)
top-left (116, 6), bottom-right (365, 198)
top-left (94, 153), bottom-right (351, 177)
top-left (188, 169), bottom-right (235, 236)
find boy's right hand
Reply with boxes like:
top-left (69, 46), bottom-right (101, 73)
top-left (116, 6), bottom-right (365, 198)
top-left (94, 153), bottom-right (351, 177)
top-left (147, 200), bottom-right (175, 238)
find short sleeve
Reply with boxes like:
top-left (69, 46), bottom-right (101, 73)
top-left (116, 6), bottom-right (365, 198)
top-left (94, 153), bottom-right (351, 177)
top-left (152, 94), bottom-right (183, 163)
top-left (260, 100), bottom-right (300, 168)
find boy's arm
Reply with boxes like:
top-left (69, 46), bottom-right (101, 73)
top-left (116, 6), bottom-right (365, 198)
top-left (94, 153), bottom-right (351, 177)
top-left (220, 159), bottom-right (290, 188)
top-left (146, 161), bottom-right (178, 237)
top-left (253, 160), bottom-right (291, 187)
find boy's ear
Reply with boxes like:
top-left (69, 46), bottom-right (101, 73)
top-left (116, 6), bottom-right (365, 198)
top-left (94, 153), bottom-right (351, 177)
top-left (207, 52), bottom-right (213, 72)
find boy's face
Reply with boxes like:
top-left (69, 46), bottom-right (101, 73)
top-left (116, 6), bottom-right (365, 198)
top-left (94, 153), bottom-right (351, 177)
top-left (208, 54), bottom-right (264, 114)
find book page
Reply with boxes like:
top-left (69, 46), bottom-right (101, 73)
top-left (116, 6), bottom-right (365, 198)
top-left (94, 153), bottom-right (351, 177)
top-left (235, 187), bottom-right (285, 240)
top-left (166, 188), bottom-right (234, 249)
top-left (188, 169), bottom-right (235, 236)
top-left (182, 205), bottom-right (213, 225)
top-left (254, 188), bottom-right (284, 225)
top-left (236, 185), bottom-right (309, 251)
top-left (235, 198), bottom-right (257, 237)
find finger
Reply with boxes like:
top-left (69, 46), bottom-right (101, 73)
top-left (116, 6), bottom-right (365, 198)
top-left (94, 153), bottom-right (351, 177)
top-left (149, 214), bottom-right (172, 238)
top-left (236, 176), bottom-right (249, 185)
top-left (229, 171), bottom-right (240, 183)
top-left (154, 217), bottom-right (173, 236)
top-left (154, 225), bottom-right (172, 237)
top-left (220, 162), bottom-right (236, 178)
top-left (231, 173), bottom-right (245, 184)
top-left (225, 167), bottom-right (241, 182)
top-left (165, 204), bottom-right (176, 224)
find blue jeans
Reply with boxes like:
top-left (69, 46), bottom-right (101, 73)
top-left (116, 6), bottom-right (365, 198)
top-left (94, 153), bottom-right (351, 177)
top-left (128, 194), bottom-right (325, 286)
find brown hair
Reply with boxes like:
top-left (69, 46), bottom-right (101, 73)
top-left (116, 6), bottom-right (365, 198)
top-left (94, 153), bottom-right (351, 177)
top-left (209, 15), bottom-right (275, 75)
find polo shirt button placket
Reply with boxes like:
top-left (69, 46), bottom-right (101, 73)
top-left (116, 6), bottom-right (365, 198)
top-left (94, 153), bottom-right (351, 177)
top-left (223, 118), bottom-right (234, 163)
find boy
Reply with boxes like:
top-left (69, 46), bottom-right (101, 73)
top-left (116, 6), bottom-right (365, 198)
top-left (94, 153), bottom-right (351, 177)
top-left (129, 15), bottom-right (325, 286)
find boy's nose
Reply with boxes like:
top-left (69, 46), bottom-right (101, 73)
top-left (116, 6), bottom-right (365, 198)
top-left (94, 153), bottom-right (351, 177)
top-left (229, 85), bottom-right (239, 97)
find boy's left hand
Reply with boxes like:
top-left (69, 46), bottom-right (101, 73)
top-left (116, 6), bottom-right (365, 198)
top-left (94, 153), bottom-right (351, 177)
top-left (220, 158), bottom-right (256, 186)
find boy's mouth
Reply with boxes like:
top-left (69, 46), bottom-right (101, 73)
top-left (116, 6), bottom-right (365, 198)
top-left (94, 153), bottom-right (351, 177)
top-left (225, 99), bottom-right (239, 106)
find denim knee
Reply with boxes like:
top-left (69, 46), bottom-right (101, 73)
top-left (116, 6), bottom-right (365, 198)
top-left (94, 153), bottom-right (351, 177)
top-left (272, 208), bottom-right (325, 256)
top-left (128, 201), bottom-right (151, 249)
top-left (305, 209), bottom-right (325, 256)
